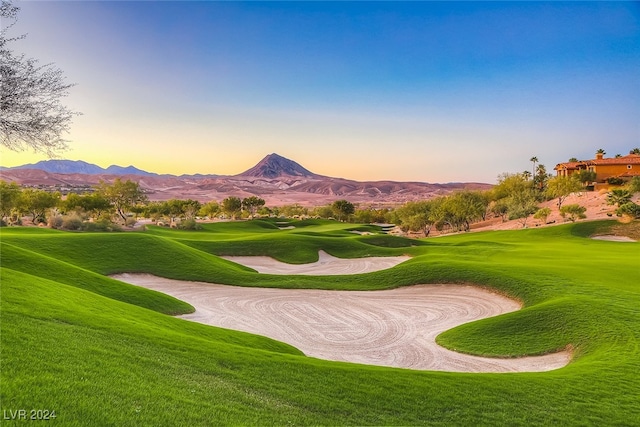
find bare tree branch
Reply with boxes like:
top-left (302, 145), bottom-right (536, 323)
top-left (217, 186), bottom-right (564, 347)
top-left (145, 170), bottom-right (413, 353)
top-left (0, 0), bottom-right (79, 156)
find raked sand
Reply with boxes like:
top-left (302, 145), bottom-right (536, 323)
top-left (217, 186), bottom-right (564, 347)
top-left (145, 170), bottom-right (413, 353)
top-left (221, 250), bottom-right (411, 275)
top-left (113, 264), bottom-right (571, 373)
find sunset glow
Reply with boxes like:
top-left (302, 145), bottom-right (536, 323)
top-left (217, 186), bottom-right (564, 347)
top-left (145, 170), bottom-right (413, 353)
top-left (1, 2), bottom-right (638, 183)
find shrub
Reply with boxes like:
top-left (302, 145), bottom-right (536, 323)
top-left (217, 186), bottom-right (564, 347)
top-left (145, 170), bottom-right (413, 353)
top-left (559, 204), bottom-right (587, 222)
top-left (576, 170), bottom-right (596, 184)
top-left (606, 177), bottom-right (625, 186)
top-left (179, 218), bottom-right (201, 230)
top-left (627, 176), bottom-right (640, 194)
top-left (61, 214), bottom-right (83, 231)
top-left (48, 215), bottom-right (64, 229)
top-left (607, 189), bottom-right (633, 207)
top-left (616, 202), bottom-right (640, 219)
top-left (533, 207), bottom-right (551, 223)
top-left (83, 219), bottom-right (121, 232)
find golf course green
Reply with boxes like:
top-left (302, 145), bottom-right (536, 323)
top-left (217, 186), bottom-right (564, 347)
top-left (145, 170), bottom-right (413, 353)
top-left (1, 218), bottom-right (639, 425)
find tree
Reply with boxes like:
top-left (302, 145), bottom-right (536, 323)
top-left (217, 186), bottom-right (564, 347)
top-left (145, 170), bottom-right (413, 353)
top-left (443, 190), bottom-right (488, 232)
top-left (395, 201), bottom-right (435, 236)
top-left (596, 148), bottom-right (606, 156)
top-left (222, 197), bottom-right (242, 220)
top-left (533, 207), bottom-right (551, 224)
top-left (0, 180), bottom-right (20, 223)
top-left (491, 173), bottom-right (537, 227)
top-left (492, 173), bottom-right (533, 200)
top-left (18, 188), bottom-right (60, 224)
top-left (276, 204), bottom-right (307, 218)
top-left (62, 192), bottom-right (111, 219)
top-left (242, 196), bottom-right (265, 218)
top-left (488, 199), bottom-right (509, 222)
top-left (576, 170), bottom-right (597, 185)
top-left (626, 176), bottom-right (640, 194)
top-left (506, 188), bottom-right (538, 228)
top-left (354, 207), bottom-right (388, 224)
top-left (630, 148), bottom-right (640, 155)
top-left (568, 157), bottom-right (578, 162)
top-left (560, 204), bottom-right (586, 222)
top-left (199, 201), bottom-right (220, 219)
top-left (82, 192), bottom-right (113, 219)
top-left (1, 0), bottom-right (79, 156)
top-left (181, 199), bottom-right (201, 219)
top-left (311, 205), bottom-right (333, 219)
top-left (332, 199), bottom-right (355, 222)
top-left (545, 176), bottom-right (582, 210)
top-left (96, 179), bottom-right (147, 222)
top-left (530, 156), bottom-right (538, 180)
top-left (534, 164), bottom-right (549, 192)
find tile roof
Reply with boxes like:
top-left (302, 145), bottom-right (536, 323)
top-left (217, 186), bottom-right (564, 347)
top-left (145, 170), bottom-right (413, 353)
top-left (555, 154), bottom-right (640, 169)
top-left (584, 154), bottom-right (640, 165)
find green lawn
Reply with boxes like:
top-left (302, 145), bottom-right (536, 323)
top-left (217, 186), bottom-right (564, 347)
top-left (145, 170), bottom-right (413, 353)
top-left (1, 219), bottom-right (639, 425)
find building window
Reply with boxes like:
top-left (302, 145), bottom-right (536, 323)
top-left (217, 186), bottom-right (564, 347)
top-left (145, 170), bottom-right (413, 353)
top-left (628, 165), bottom-right (633, 169)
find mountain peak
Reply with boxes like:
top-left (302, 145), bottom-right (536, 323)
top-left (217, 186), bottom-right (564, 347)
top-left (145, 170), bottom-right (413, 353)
top-left (237, 153), bottom-right (317, 179)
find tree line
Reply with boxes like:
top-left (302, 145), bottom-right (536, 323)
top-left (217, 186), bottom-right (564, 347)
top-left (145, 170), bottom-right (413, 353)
top-left (1, 173), bottom-right (639, 232)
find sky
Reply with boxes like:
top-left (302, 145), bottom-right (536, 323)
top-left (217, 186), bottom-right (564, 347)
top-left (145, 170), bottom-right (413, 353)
top-left (1, 1), bottom-right (639, 184)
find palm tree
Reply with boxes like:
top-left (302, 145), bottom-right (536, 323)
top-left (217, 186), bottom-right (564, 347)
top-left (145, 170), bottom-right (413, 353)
top-left (630, 148), bottom-right (640, 155)
top-left (530, 157), bottom-right (538, 180)
top-left (522, 170), bottom-right (532, 181)
top-left (596, 148), bottom-right (606, 155)
top-left (535, 164), bottom-right (548, 191)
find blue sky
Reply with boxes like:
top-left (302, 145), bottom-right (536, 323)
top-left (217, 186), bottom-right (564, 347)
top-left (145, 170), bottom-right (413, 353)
top-left (1, 1), bottom-right (639, 183)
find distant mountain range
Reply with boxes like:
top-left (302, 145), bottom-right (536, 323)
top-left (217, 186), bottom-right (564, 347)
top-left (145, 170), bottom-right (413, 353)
top-left (1, 159), bottom-right (158, 176)
top-left (0, 153), bottom-right (492, 205)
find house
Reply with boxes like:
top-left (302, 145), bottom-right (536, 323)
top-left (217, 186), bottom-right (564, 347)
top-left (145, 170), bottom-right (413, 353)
top-left (554, 151), bottom-right (640, 190)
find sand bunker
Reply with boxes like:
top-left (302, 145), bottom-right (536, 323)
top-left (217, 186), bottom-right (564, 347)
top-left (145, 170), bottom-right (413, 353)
top-left (113, 274), bottom-right (571, 373)
top-left (591, 235), bottom-right (636, 242)
top-left (221, 250), bottom-right (411, 275)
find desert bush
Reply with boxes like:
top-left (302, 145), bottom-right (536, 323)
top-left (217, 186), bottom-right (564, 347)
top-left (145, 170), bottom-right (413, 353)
top-left (61, 214), bottom-right (83, 231)
top-left (616, 202), bottom-right (640, 219)
top-left (607, 188), bottom-right (632, 207)
top-left (559, 204), bottom-right (587, 222)
top-left (179, 218), bottom-right (201, 230)
top-left (125, 217), bottom-right (137, 227)
top-left (533, 207), bottom-right (551, 223)
top-left (606, 177), bottom-right (625, 186)
top-left (48, 215), bottom-right (64, 229)
top-left (626, 176), bottom-right (640, 194)
top-left (83, 219), bottom-right (121, 232)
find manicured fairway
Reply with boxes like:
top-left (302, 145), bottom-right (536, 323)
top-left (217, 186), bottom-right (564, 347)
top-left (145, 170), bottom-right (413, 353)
top-left (1, 219), bottom-right (639, 425)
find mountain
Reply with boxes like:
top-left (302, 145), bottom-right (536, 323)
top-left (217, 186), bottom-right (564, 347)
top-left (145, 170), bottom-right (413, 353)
top-left (0, 154), bottom-right (492, 205)
top-left (2, 160), bottom-right (155, 176)
top-left (236, 153), bottom-right (318, 178)
top-left (103, 165), bottom-right (157, 176)
top-left (5, 160), bottom-right (105, 175)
